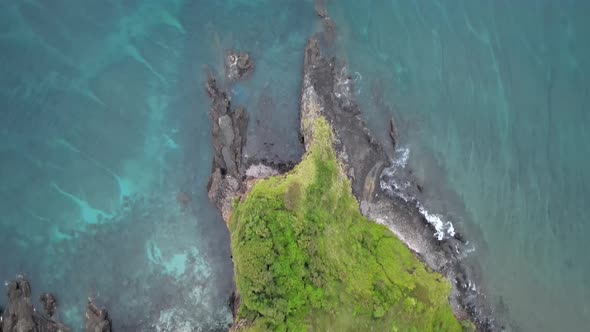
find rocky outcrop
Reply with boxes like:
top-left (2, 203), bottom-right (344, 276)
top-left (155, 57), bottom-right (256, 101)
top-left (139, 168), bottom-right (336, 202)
top-left (38, 294), bottom-right (57, 320)
top-left (1, 279), bottom-right (68, 332)
top-left (1, 279), bottom-right (112, 332)
top-left (84, 300), bottom-right (111, 332)
top-left (225, 51), bottom-right (254, 82)
top-left (205, 73), bottom-right (249, 222)
top-left (300, 35), bottom-right (502, 331)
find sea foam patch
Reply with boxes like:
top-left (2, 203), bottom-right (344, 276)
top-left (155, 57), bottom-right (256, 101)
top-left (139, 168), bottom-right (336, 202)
top-left (380, 147), bottom-right (456, 240)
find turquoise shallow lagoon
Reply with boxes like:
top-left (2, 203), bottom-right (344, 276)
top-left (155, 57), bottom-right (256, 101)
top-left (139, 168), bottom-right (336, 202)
top-left (1, 1), bottom-right (589, 331)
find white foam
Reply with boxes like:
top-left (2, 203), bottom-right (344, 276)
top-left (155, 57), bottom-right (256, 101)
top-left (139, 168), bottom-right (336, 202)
top-left (380, 146), bottom-right (456, 241)
top-left (417, 203), bottom-right (455, 240)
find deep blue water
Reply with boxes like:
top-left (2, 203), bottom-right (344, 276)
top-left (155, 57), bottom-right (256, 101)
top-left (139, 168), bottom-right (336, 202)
top-left (1, 1), bottom-right (589, 331)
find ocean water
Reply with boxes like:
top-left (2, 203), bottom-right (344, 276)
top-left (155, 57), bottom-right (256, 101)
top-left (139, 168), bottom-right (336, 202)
top-left (329, 1), bottom-right (590, 331)
top-left (2, 0), bottom-right (589, 331)
top-left (0, 0), bottom-right (313, 330)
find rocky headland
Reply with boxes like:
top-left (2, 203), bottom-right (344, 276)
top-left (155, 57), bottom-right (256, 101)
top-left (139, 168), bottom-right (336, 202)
top-left (2, 2), bottom-right (507, 332)
top-left (206, 2), bottom-right (505, 331)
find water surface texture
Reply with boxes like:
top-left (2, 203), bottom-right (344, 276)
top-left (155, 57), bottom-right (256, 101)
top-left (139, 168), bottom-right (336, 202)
top-left (0, 0), bottom-right (312, 330)
top-left (2, 1), bottom-right (589, 331)
top-left (330, 1), bottom-right (590, 331)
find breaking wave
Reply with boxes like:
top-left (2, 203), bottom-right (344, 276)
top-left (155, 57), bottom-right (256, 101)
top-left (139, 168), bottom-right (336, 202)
top-left (380, 147), bottom-right (456, 241)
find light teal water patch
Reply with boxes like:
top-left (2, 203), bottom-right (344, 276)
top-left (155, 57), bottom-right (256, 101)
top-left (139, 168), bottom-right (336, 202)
top-left (1, 0), bottom-right (315, 330)
top-left (331, 1), bottom-right (590, 331)
top-left (50, 182), bottom-right (113, 225)
top-left (0, 0), bottom-right (234, 330)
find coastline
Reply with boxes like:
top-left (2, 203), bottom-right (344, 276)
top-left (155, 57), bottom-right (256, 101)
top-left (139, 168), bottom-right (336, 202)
top-left (205, 3), bottom-right (505, 330)
top-left (299, 34), bottom-right (500, 330)
top-left (0, 2), bottom-right (504, 331)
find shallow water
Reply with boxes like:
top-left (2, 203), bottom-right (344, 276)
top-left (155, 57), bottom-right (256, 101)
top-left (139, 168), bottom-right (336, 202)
top-left (330, 1), bottom-right (590, 331)
top-left (0, 0), bottom-right (313, 330)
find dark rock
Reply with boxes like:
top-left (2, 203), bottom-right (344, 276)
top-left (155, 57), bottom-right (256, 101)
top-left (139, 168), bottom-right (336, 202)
top-left (454, 232), bottom-right (467, 244)
top-left (205, 73), bottom-right (249, 221)
top-left (1, 278), bottom-right (69, 332)
top-left (389, 117), bottom-right (398, 149)
top-left (38, 293), bottom-right (57, 319)
top-left (314, 0), bottom-right (328, 18)
top-left (228, 289), bottom-right (240, 319)
top-left (225, 51), bottom-right (254, 82)
top-left (2, 279), bottom-right (34, 332)
top-left (247, 158), bottom-right (297, 174)
top-left (85, 300), bottom-right (111, 332)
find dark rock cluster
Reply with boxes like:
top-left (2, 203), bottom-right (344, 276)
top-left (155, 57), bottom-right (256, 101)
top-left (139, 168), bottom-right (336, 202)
top-left (1, 278), bottom-right (111, 332)
top-left (225, 51), bottom-right (254, 82)
top-left (1, 279), bottom-right (67, 332)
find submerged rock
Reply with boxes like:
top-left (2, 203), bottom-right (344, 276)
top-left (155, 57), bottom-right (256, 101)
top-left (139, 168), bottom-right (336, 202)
top-left (314, 0), bottom-right (328, 18)
top-left (1, 279), bottom-right (113, 332)
top-left (314, 0), bottom-right (336, 47)
top-left (225, 51), bottom-right (254, 82)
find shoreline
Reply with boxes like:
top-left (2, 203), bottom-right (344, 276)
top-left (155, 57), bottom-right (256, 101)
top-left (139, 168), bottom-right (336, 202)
top-left (205, 2), bottom-right (508, 330)
top-left (299, 34), bottom-right (501, 330)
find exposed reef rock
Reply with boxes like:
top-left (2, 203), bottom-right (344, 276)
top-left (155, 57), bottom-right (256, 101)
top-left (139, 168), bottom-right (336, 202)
top-left (1, 279), bottom-right (68, 332)
top-left (205, 73), bottom-right (249, 222)
top-left (389, 117), bottom-right (398, 148)
top-left (84, 300), bottom-right (111, 332)
top-left (225, 51), bottom-right (254, 82)
top-left (301, 35), bottom-right (502, 331)
top-left (1, 279), bottom-right (112, 332)
top-left (38, 294), bottom-right (57, 320)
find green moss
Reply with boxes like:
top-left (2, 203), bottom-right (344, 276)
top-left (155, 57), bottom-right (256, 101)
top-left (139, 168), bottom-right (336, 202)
top-left (230, 117), bottom-right (468, 331)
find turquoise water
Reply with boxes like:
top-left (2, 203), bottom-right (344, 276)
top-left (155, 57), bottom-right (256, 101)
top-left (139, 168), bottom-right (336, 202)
top-left (330, 1), bottom-right (590, 331)
top-left (2, 0), bottom-right (589, 331)
top-left (0, 0), bottom-right (313, 330)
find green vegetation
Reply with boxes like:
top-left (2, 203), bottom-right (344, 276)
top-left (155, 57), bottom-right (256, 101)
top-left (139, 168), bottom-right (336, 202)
top-left (230, 117), bottom-right (470, 331)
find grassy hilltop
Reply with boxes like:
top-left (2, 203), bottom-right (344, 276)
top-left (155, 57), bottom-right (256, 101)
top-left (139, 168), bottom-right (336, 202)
top-left (229, 116), bottom-right (472, 332)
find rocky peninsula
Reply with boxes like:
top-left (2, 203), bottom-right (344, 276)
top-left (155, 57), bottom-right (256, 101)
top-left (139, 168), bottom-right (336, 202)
top-left (1, 2), bottom-right (503, 331)
top-left (206, 2), bottom-right (503, 331)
